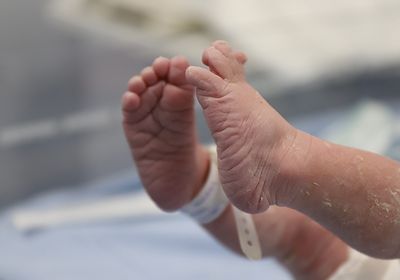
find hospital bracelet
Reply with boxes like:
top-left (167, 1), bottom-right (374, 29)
top-left (180, 153), bottom-right (229, 224)
top-left (181, 146), bottom-right (262, 260)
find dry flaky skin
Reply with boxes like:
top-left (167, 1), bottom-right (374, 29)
top-left (186, 40), bottom-right (400, 260)
top-left (285, 133), bottom-right (400, 259)
top-left (186, 42), bottom-right (297, 214)
top-left (122, 40), bottom-right (399, 279)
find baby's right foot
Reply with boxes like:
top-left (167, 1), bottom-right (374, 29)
top-left (186, 41), bottom-right (306, 213)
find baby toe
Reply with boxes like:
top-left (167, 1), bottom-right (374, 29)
top-left (205, 46), bottom-right (245, 82)
top-left (122, 91), bottom-right (142, 126)
top-left (212, 40), bottom-right (233, 57)
top-left (152, 56), bottom-right (170, 79)
top-left (168, 56), bottom-right (190, 86)
top-left (128, 76), bottom-right (146, 94)
top-left (233, 51), bottom-right (248, 65)
top-left (141, 66), bottom-right (158, 86)
top-left (185, 66), bottom-right (225, 94)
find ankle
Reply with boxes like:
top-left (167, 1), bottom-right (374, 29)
top-left (191, 145), bottom-right (211, 200)
top-left (270, 129), bottom-right (314, 207)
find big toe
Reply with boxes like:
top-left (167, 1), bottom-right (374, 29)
top-left (185, 66), bottom-right (227, 98)
top-left (168, 56), bottom-right (191, 86)
top-left (203, 41), bottom-right (245, 82)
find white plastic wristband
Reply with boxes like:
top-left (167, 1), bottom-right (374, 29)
top-left (180, 158), bottom-right (229, 224)
top-left (181, 146), bottom-right (262, 260)
top-left (232, 205), bottom-right (262, 260)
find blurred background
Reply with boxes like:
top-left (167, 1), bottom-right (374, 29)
top-left (1, 0), bottom-right (400, 206)
top-left (0, 0), bottom-right (400, 279)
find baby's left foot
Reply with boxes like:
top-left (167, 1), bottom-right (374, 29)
top-left (186, 41), bottom-right (306, 213)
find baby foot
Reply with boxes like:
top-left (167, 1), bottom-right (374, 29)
top-left (122, 56), bottom-right (209, 211)
top-left (186, 41), bottom-right (300, 213)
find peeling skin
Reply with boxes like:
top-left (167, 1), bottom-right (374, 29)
top-left (355, 155), bottom-right (364, 162)
top-left (357, 164), bottom-right (364, 178)
top-left (323, 142), bottom-right (332, 149)
top-left (282, 131), bottom-right (400, 259)
top-left (380, 202), bottom-right (392, 213)
top-left (389, 188), bottom-right (400, 205)
top-left (323, 201), bottom-right (332, 208)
